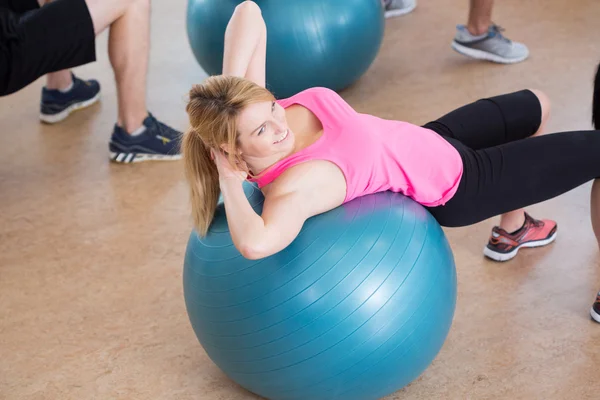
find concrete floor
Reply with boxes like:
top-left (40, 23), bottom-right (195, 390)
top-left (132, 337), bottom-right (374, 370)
top-left (2, 0), bottom-right (600, 399)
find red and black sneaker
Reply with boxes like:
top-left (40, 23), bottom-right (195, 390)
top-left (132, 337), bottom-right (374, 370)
top-left (483, 213), bottom-right (557, 262)
top-left (591, 292), bottom-right (600, 323)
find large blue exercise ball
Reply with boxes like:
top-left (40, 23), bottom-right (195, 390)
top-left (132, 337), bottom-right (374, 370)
top-left (183, 184), bottom-right (457, 400)
top-left (186, 0), bottom-right (385, 98)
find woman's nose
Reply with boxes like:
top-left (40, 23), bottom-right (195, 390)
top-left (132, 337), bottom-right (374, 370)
top-left (273, 119), bottom-right (286, 132)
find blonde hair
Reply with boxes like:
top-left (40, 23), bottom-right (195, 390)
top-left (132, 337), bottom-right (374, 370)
top-left (182, 75), bottom-right (275, 236)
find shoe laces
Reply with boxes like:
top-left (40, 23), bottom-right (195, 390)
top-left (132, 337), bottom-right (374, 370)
top-left (524, 213), bottom-right (543, 229)
top-left (147, 113), bottom-right (180, 139)
top-left (489, 24), bottom-right (511, 43)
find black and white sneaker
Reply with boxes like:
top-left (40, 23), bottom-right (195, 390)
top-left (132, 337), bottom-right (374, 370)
top-left (109, 113), bottom-right (182, 163)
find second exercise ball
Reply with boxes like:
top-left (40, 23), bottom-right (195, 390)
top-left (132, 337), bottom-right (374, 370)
top-left (186, 0), bottom-right (385, 98)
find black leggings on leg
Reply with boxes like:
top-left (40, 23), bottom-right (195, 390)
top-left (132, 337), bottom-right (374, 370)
top-left (427, 131), bottom-right (600, 227)
top-left (421, 89), bottom-right (600, 227)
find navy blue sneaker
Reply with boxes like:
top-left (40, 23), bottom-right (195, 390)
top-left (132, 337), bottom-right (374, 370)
top-left (40, 74), bottom-right (101, 123)
top-left (109, 113), bottom-right (182, 163)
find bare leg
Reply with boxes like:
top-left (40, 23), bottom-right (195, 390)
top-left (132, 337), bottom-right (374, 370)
top-left (45, 70), bottom-right (73, 90)
top-left (85, 0), bottom-right (150, 132)
top-left (107, 0), bottom-right (149, 132)
top-left (466, 0), bottom-right (493, 36)
top-left (498, 89), bottom-right (551, 232)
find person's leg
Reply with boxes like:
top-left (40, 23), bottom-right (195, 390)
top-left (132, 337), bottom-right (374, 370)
top-left (427, 130), bottom-right (600, 247)
top-left (45, 70), bottom-right (73, 90)
top-left (496, 89), bottom-right (550, 232)
top-left (42, 0), bottom-right (149, 127)
top-left (423, 89), bottom-right (555, 261)
top-left (105, 0), bottom-right (149, 133)
top-left (18, 0), bottom-right (100, 123)
top-left (466, 0), bottom-right (493, 35)
top-left (450, 0), bottom-right (529, 64)
top-left (86, 0), bottom-right (181, 162)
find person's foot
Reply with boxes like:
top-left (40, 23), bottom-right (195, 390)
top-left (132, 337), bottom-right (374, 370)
top-left (451, 24), bottom-right (529, 64)
top-left (109, 113), bottom-right (182, 163)
top-left (383, 0), bottom-right (416, 18)
top-left (40, 74), bottom-right (101, 123)
top-left (483, 213), bottom-right (557, 262)
top-left (591, 292), bottom-right (600, 323)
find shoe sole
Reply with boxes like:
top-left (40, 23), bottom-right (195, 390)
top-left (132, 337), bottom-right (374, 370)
top-left (483, 230), bottom-right (557, 262)
top-left (109, 151), bottom-right (182, 164)
top-left (451, 41), bottom-right (529, 64)
top-left (591, 306), bottom-right (600, 323)
top-left (40, 92), bottom-right (101, 124)
top-left (385, 4), bottom-right (416, 18)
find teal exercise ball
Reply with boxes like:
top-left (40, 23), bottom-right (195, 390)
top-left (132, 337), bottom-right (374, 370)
top-left (183, 184), bottom-right (457, 400)
top-left (186, 0), bottom-right (385, 98)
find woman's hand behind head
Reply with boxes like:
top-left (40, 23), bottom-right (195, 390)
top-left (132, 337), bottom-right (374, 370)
top-left (212, 149), bottom-right (248, 183)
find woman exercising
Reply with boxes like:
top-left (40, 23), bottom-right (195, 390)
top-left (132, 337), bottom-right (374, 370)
top-left (182, 1), bottom-right (600, 322)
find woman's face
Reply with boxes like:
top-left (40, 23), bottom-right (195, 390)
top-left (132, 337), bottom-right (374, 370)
top-left (234, 100), bottom-right (295, 162)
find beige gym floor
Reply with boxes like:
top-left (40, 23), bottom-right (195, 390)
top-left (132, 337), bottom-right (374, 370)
top-left (1, 0), bottom-right (600, 398)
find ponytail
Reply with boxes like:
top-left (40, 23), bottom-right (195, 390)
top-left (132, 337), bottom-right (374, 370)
top-left (182, 128), bottom-right (220, 236)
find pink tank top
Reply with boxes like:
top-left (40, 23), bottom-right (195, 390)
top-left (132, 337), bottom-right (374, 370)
top-left (248, 87), bottom-right (463, 207)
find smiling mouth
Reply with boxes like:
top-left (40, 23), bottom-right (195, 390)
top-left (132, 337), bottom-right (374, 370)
top-left (273, 129), bottom-right (289, 144)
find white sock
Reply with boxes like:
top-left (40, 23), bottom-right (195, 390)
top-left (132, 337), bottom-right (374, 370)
top-left (130, 125), bottom-right (147, 136)
top-left (59, 81), bottom-right (74, 93)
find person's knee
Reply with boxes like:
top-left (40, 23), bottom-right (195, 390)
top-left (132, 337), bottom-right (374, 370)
top-left (133, 0), bottom-right (150, 14)
top-left (86, 0), bottom-right (149, 35)
top-left (528, 88), bottom-right (551, 128)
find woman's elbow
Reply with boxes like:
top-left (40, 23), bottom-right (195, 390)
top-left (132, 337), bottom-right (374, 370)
top-left (238, 242), bottom-right (272, 260)
top-left (235, 1), bottom-right (262, 17)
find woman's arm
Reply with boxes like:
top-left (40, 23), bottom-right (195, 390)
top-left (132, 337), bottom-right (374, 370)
top-left (220, 178), bottom-right (310, 260)
top-left (222, 1), bottom-right (267, 87)
top-left (214, 153), bottom-right (343, 260)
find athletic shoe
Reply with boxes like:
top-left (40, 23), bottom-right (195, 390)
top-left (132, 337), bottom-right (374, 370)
top-left (109, 113), bottom-right (182, 163)
top-left (451, 24), bottom-right (529, 64)
top-left (40, 74), bottom-right (101, 123)
top-left (383, 0), bottom-right (416, 18)
top-left (483, 213), bottom-right (557, 262)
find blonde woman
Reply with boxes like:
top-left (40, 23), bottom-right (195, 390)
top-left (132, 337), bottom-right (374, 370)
top-left (183, 1), bottom-right (600, 322)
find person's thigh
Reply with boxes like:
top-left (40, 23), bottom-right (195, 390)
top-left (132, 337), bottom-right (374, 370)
top-left (428, 130), bottom-right (600, 227)
top-left (422, 90), bottom-right (542, 150)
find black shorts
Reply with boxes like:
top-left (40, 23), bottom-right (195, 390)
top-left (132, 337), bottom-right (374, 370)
top-left (418, 90), bottom-right (600, 227)
top-left (0, 0), bottom-right (96, 96)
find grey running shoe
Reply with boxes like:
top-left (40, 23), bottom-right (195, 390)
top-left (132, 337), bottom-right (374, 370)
top-left (451, 24), bottom-right (529, 64)
top-left (383, 0), bottom-right (416, 18)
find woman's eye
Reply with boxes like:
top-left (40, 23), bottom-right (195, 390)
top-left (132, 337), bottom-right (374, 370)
top-left (271, 102), bottom-right (276, 112)
top-left (258, 126), bottom-right (265, 135)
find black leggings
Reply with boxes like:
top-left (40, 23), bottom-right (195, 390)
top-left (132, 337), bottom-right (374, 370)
top-left (423, 89), bottom-right (600, 227)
